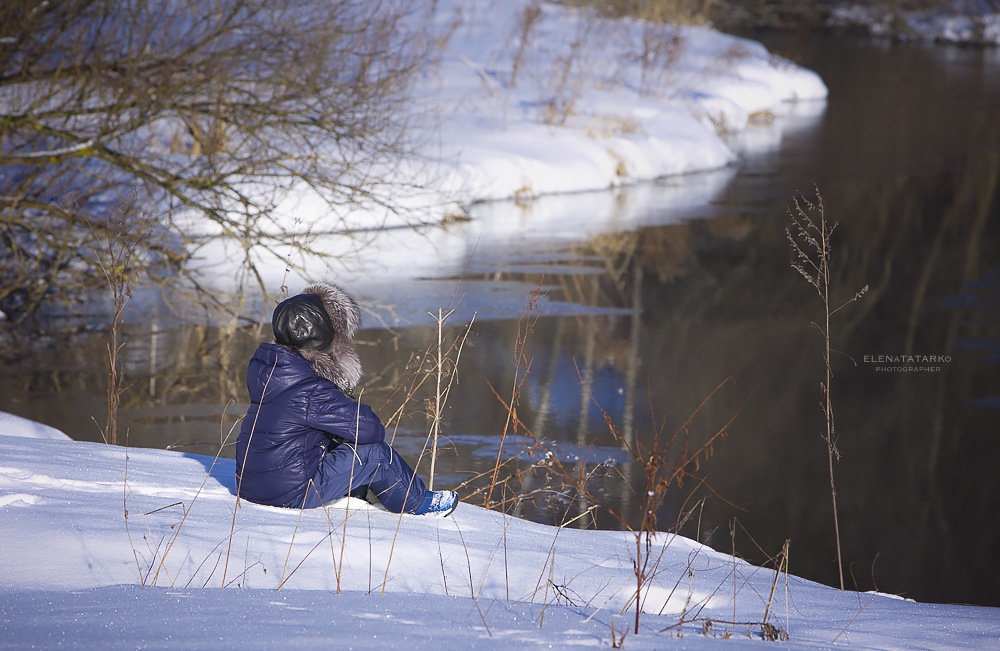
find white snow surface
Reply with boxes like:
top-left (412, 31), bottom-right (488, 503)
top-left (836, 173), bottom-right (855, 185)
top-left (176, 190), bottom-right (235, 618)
top-left (0, 411), bottom-right (71, 442)
top-left (829, 2), bottom-right (1000, 44)
top-left (180, 0), bottom-right (828, 300)
top-left (2, 423), bottom-right (1000, 648)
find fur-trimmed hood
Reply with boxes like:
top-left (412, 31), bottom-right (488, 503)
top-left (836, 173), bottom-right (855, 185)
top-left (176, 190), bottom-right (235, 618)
top-left (278, 282), bottom-right (362, 394)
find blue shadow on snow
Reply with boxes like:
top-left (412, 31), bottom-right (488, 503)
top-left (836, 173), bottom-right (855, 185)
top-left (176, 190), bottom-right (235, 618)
top-left (182, 452), bottom-right (237, 495)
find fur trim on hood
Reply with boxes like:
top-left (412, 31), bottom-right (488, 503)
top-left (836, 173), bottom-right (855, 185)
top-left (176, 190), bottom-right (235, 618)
top-left (282, 282), bottom-right (362, 394)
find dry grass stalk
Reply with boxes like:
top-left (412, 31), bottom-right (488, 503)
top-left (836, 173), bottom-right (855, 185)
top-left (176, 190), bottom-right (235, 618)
top-left (426, 309), bottom-right (475, 489)
top-left (94, 197), bottom-right (156, 585)
top-left (430, 308), bottom-right (447, 490)
top-left (785, 186), bottom-right (868, 591)
top-left (484, 285), bottom-right (544, 507)
top-left (762, 539), bottom-right (790, 633)
top-left (336, 393), bottom-right (365, 592)
top-left (509, 2), bottom-right (543, 88)
top-left (379, 310), bottom-right (473, 596)
top-left (95, 197), bottom-right (150, 446)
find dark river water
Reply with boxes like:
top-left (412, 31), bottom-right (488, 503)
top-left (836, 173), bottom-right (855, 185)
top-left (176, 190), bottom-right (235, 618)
top-left (2, 33), bottom-right (999, 607)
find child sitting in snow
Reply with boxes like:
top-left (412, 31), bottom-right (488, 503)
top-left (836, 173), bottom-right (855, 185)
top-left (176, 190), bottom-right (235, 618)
top-left (235, 282), bottom-right (457, 517)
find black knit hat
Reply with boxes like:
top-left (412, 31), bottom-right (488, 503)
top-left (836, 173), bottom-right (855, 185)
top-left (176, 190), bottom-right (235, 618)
top-left (272, 294), bottom-right (335, 351)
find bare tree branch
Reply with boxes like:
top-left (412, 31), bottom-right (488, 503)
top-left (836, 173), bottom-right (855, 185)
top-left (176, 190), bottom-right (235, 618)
top-left (1, 0), bottom-right (448, 321)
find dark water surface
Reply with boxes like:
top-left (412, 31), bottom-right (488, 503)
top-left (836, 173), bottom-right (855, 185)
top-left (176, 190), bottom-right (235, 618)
top-left (3, 34), bottom-right (999, 606)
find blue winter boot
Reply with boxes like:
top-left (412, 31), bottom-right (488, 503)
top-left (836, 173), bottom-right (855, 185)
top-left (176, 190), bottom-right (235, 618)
top-left (412, 490), bottom-right (458, 517)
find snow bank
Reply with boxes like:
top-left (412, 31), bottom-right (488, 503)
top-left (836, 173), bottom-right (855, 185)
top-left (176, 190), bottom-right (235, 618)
top-left (182, 0), bottom-right (828, 300)
top-left (358, 0), bottom-right (828, 213)
top-left (184, 0), bottom-right (832, 241)
top-left (830, 2), bottom-right (1000, 45)
top-left (0, 411), bottom-right (71, 441)
top-left (2, 431), bottom-right (999, 647)
top-left (419, 2), bottom-right (826, 197)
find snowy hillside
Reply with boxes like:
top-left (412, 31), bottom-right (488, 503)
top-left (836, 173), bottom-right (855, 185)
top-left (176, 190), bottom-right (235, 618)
top-left (2, 426), bottom-right (1000, 648)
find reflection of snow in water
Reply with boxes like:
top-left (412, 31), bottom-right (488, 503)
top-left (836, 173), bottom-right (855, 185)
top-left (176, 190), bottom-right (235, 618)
top-left (179, 178), bottom-right (729, 327)
top-left (102, 91), bottom-right (826, 331)
top-left (187, 169), bottom-right (735, 286)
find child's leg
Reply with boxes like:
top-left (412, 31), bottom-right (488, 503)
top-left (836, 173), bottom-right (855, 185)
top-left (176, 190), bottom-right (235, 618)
top-left (309, 440), bottom-right (426, 513)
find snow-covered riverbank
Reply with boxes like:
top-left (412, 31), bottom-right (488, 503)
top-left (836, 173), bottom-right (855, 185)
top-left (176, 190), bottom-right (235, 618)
top-left (189, 0), bottom-right (827, 301)
top-left (828, 1), bottom-right (1000, 45)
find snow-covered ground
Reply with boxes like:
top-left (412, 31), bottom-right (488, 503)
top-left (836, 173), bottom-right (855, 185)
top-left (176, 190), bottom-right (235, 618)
top-left (2, 418), bottom-right (1000, 648)
top-left (187, 0), bottom-right (828, 303)
top-left (829, 1), bottom-right (1000, 45)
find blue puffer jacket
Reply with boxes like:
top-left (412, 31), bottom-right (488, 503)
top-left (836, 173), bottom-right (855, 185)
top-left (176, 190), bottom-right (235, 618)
top-left (235, 342), bottom-right (385, 507)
